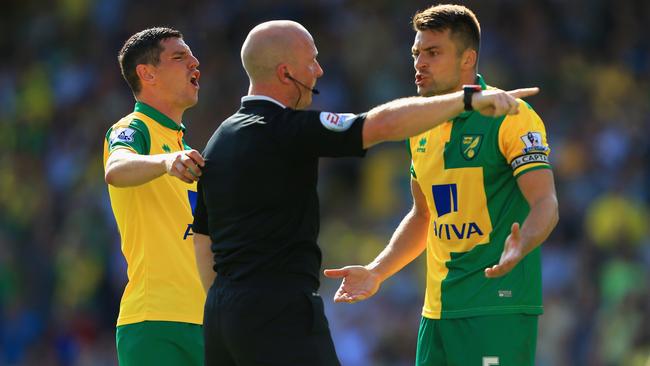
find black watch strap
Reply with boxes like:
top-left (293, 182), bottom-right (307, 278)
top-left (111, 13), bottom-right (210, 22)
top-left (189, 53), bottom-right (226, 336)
top-left (463, 85), bottom-right (482, 111)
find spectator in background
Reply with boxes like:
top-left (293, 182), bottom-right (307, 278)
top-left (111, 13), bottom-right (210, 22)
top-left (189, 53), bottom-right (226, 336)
top-left (103, 27), bottom-right (205, 366)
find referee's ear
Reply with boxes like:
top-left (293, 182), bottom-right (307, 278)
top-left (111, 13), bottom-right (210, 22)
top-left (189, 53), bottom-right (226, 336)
top-left (277, 64), bottom-right (292, 85)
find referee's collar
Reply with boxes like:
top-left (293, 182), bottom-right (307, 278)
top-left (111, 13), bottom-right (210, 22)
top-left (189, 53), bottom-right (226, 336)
top-left (241, 95), bottom-right (286, 109)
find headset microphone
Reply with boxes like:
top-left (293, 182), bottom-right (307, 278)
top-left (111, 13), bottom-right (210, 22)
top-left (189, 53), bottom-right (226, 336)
top-left (286, 74), bottom-right (320, 95)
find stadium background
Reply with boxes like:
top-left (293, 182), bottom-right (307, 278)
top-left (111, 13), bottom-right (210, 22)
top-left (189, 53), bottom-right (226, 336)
top-left (1, 0), bottom-right (649, 365)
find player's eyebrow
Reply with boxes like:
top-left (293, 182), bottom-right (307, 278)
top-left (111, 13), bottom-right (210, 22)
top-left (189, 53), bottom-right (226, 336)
top-left (171, 50), bottom-right (188, 57)
top-left (412, 46), bottom-right (439, 53)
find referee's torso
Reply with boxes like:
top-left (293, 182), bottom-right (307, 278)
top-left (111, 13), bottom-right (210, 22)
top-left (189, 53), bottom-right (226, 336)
top-left (193, 95), bottom-right (366, 288)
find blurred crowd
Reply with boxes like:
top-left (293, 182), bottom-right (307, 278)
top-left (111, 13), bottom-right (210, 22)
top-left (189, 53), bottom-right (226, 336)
top-left (1, 0), bottom-right (649, 365)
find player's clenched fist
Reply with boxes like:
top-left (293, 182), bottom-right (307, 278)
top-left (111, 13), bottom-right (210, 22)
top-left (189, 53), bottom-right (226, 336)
top-left (165, 149), bottom-right (205, 183)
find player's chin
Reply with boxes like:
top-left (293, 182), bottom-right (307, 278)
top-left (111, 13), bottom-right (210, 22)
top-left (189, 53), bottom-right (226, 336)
top-left (417, 86), bottom-right (436, 98)
top-left (184, 94), bottom-right (199, 108)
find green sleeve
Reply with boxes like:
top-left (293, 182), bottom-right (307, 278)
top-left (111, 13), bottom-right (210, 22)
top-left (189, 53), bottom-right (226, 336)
top-left (105, 119), bottom-right (151, 155)
top-left (405, 138), bottom-right (417, 179)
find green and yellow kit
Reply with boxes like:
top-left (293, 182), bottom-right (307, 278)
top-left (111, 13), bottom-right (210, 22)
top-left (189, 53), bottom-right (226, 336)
top-left (103, 102), bottom-right (205, 327)
top-left (408, 75), bottom-right (551, 320)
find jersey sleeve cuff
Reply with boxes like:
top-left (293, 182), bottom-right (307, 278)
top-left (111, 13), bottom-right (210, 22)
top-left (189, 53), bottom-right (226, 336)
top-left (513, 164), bottom-right (552, 178)
top-left (107, 145), bottom-right (138, 155)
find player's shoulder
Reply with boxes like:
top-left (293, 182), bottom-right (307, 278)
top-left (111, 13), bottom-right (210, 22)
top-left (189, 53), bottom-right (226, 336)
top-left (500, 99), bottom-right (544, 128)
top-left (516, 99), bottom-right (538, 114)
top-left (108, 113), bottom-right (149, 133)
top-left (105, 113), bottom-right (151, 148)
top-left (485, 83), bottom-right (539, 115)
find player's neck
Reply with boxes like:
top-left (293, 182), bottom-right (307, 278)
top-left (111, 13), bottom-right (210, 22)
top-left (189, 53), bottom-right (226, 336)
top-left (136, 92), bottom-right (184, 125)
top-left (459, 71), bottom-right (478, 90)
top-left (428, 73), bottom-right (478, 98)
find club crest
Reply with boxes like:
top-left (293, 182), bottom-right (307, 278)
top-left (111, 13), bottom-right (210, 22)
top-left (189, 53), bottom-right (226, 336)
top-left (461, 134), bottom-right (483, 160)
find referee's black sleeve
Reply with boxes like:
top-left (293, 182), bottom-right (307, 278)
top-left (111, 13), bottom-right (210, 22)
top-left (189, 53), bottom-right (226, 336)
top-left (271, 109), bottom-right (367, 157)
top-left (192, 178), bottom-right (209, 235)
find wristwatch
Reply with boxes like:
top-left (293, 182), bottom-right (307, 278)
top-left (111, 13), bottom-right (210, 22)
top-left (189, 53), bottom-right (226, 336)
top-left (463, 85), bottom-right (482, 111)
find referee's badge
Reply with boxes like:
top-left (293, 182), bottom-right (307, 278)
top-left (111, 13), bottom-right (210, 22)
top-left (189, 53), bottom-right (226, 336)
top-left (461, 134), bottom-right (483, 160)
top-left (319, 112), bottom-right (355, 132)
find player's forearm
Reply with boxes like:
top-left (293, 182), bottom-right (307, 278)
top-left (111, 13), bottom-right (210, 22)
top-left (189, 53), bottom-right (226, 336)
top-left (104, 150), bottom-right (167, 187)
top-left (367, 209), bottom-right (429, 282)
top-left (362, 91), bottom-right (464, 148)
top-left (520, 195), bottom-right (559, 255)
top-left (193, 233), bottom-right (216, 293)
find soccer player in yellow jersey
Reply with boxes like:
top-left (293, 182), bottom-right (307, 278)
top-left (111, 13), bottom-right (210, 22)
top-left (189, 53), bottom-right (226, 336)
top-left (103, 27), bottom-right (206, 366)
top-left (325, 5), bottom-right (559, 366)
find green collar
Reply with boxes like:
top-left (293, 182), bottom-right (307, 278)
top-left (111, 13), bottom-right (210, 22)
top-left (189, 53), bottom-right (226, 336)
top-left (134, 102), bottom-right (186, 131)
top-left (456, 74), bottom-right (487, 119)
top-left (476, 73), bottom-right (487, 89)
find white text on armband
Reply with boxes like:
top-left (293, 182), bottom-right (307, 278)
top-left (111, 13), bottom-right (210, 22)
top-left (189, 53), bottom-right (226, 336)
top-left (510, 153), bottom-right (549, 170)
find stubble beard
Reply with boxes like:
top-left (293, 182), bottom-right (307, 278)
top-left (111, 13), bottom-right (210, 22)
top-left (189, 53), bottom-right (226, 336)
top-left (419, 77), bottom-right (460, 97)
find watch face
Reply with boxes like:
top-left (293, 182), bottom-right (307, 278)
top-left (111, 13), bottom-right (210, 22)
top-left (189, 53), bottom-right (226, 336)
top-left (463, 89), bottom-right (474, 111)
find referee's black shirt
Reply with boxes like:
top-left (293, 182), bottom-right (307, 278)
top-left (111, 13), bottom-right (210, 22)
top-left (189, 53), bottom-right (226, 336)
top-left (193, 96), bottom-right (366, 289)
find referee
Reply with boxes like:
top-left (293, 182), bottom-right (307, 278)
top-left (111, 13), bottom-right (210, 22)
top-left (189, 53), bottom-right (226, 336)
top-left (193, 20), bottom-right (538, 366)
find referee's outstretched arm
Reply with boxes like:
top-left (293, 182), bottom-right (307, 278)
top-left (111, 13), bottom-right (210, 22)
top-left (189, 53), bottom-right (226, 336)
top-left (361, 87), bottom-right (538, 149)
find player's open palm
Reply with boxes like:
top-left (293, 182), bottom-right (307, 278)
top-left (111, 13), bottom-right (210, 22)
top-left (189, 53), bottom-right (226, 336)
top-left (485, 222), bottom-right (525, 278)
top-left (323, 266), bottom-right (381, 303)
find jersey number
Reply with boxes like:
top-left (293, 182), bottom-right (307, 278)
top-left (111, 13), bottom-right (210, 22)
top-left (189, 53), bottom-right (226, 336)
top-left (483, 357), bottom-right (499, 366)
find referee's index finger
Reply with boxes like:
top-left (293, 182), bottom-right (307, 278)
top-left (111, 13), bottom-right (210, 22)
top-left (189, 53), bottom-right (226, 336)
top-left (506, 87), bottom-right (540, 99)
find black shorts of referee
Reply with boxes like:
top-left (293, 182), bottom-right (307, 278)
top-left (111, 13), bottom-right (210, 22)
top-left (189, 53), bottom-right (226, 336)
top-left (203, 273), bottom-right (341, 366)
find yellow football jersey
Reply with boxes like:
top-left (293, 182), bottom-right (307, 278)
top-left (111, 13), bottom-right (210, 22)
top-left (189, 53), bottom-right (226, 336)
top-left (409, 75), bottom-right (551, 319)
top-left (103, 102), bottom-right (205, 326)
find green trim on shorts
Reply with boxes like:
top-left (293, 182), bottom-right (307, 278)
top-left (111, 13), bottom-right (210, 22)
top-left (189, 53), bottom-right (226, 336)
top-left (116, 321), bottom-right (204, 366)
top-left (416, 314), bottom-right (538, 366)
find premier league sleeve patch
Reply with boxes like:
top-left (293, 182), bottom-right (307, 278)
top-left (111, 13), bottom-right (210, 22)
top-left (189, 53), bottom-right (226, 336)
top-left (110, 127), bottom-right (137, 144)
top-left (105, 119), bottom-right (150, 155)
top-left (319, 112), bottom-right (356, 132)
top-left (520, 131), bottom-right (549, 154)
top-left (498, 108), bottom-right (551, 177)
top-left (510, 131), bottom-right (550, 171)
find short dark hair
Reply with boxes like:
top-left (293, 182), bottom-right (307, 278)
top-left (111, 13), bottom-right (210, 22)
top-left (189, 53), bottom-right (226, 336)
top-left (118, 27), bottom-right (183, 95)
top-left (412, 4), bottom-right (481, 54)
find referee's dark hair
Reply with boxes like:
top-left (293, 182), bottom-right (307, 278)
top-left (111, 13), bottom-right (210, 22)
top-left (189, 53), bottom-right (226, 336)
top-left (412, 4), bottom-right (481, 56)
top-left (118, 27), bottom-right (183, 95)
